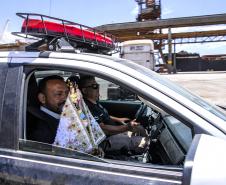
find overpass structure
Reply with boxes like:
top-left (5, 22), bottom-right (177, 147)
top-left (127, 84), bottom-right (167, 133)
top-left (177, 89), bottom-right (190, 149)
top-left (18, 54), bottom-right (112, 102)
top-left (96, 13), bottom-right (226, 72)
top-left (96, 13), bottom-right (226, 45)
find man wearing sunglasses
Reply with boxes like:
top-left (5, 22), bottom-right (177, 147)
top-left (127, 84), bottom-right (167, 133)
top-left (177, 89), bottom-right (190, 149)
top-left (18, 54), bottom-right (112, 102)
top-left (79, 75), bottom-right (149, 155)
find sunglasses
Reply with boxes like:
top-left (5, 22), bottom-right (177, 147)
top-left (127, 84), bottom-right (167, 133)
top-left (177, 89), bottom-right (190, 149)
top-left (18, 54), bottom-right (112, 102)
top-left (84, 83), bottom-right (100, 89)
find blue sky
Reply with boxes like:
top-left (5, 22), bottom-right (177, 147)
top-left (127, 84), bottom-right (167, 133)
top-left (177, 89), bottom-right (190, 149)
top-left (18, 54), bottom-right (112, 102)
top-left (1, 0), bottom-right (226, 55)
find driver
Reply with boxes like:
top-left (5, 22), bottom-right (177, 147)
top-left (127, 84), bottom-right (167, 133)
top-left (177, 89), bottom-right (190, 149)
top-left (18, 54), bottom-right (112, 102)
top-left (78, 75), bottom-right (149, 155)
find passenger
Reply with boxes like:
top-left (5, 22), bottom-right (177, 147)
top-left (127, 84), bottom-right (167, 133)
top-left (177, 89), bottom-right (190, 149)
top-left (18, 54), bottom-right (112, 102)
top-left (29, 75), bottom-right (69, 144)
top-left (78, 75), bottom-right (149, 155)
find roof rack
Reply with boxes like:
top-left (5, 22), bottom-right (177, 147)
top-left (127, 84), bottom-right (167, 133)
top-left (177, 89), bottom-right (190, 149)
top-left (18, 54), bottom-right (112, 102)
top-left (12, 13), bottom-right (118, 54)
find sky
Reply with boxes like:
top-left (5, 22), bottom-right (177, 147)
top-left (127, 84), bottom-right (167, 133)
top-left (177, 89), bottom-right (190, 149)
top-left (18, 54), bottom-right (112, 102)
top-left (0, 0), bottom-right (226, 55)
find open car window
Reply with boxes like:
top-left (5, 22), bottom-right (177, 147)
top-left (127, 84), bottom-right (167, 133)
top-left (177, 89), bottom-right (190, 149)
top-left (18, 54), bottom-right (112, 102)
top-left (23, 68), bottom-right (194, 168)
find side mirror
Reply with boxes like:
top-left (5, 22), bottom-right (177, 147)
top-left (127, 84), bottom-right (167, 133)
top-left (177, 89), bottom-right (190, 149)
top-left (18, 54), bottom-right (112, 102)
top-left (183, 134), bottom-right (226, 185)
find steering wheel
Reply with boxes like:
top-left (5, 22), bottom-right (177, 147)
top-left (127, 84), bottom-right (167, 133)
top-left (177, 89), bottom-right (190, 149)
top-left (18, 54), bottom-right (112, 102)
top-left (135, 103), bottom-right (147, 123)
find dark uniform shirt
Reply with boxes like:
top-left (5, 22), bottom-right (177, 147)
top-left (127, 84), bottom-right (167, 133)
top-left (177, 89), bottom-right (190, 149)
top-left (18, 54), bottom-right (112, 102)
top-left (85, 99), bottom-right (116, 126)
top-left (27, 106), bottom-right (59, 144)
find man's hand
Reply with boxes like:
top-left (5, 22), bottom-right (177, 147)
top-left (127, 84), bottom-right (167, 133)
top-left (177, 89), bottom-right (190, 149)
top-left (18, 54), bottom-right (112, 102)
top-left (127, 119), bottom-right (140, 132)
top-left (91, 147), bottom-right (105, 158)
top-left (127, 120), bottom-right (148, 137)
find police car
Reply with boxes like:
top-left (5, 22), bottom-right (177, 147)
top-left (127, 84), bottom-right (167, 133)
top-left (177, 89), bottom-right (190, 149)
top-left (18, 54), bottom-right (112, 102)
top-left (0, 13), bottom-right (226, 185)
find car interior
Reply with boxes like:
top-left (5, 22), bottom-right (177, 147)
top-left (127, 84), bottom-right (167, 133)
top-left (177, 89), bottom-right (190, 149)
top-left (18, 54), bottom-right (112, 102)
top-left (22, 69), bottom-right (193, 167)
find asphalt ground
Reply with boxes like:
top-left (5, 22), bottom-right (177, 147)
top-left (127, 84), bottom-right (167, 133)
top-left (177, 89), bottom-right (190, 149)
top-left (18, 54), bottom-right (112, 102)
top-left (162, 72), bottom-right (226, 108)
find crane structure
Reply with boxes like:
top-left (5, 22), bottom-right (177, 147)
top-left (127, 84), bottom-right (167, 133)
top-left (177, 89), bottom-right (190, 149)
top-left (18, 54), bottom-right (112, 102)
top-left (135, 0), bottom-right (161, 21)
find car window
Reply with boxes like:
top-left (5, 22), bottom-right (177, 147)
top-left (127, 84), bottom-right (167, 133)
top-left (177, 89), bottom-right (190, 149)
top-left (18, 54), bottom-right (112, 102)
top-left (22, 69), bottom-right (193, 167)
top-left (97, 78), bottom-right (138, 101)
top-left (24, 69), bottom-right (107, 162)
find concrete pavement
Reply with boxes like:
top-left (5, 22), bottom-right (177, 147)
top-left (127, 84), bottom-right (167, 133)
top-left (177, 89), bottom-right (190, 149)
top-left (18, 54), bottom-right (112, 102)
top-left (162, 72), bottom-right (226, 108)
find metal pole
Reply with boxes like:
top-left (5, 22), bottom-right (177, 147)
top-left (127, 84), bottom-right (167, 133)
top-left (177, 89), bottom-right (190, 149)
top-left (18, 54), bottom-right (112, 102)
top-left (167, 27), bottom-right (173, 73)
top-left (173, 42), bottom-right (177, 73)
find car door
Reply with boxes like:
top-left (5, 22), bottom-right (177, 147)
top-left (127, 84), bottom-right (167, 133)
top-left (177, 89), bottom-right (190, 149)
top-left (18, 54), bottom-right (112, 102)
top-left (18, 57), bottom-right (182, 184)
top-left (4, 54), bottom-right (225, 184)
top-left (183, 134), bottom-right (226, 185)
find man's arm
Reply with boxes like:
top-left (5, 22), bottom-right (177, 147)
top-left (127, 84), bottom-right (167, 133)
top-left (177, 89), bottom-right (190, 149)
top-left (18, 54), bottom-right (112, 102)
top-left (99, 123), bottom-right (129, 135)
top-left (110, 116), bottom-right (130, 124)
top-left (100, 120), bottom-right (140, 135)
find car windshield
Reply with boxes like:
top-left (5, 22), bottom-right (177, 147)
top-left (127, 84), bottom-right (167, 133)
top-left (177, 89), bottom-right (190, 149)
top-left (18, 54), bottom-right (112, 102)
top-left (119, 59), bottom-right (226, 121)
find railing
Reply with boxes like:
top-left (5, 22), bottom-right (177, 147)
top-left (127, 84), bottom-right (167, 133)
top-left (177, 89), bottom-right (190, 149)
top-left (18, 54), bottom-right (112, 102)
top-left (13, 13), bottom-right (118, 54)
